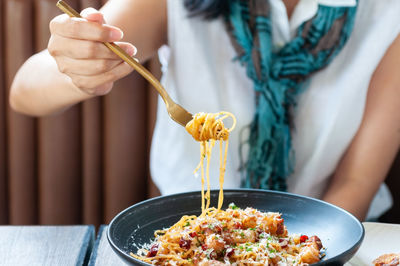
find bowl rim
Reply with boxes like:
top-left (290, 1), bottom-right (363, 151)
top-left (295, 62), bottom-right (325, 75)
top-left (107, 188), bottom-right (365, 265)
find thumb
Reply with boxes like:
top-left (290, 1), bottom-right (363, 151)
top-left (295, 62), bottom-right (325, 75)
top-left (80, 7), bottom-right (105, 24)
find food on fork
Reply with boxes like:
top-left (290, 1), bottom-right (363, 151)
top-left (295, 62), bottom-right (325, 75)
top-left (185, 112), bottom-right (236, 212)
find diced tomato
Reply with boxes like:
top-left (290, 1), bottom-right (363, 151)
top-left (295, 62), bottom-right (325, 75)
top-left (279, 238), bottom-right (288, 248)
top-left (179, 238), bottom-right (192, 249)
top-left (147, 244), bottom-right (159, 257)
top-left (225, 247), bottom-right (234, 257)
top-left (214, 225), bottom-right (222, 233)
top-left (209, 250), bottom-right (218, 259)
top-left (234, 222), bottom-right (243, 229)
top-left (300, 235), bottom-right (309, 243)
top-left (189, 232), bottom-right (197, 238)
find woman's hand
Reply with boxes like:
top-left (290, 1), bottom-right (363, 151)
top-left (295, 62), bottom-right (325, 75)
top-left (10, 0), bottom-right (166, 116)
top-left (48, 8), bottom-right (136, 96)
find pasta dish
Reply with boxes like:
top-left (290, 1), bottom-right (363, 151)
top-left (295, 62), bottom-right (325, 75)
top-left (132, 204), bottom-right (323, 265)
top-left (130, 112), bottom-right (324, 265)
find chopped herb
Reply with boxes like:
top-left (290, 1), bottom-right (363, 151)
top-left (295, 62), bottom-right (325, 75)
top-left (240, 232), bottom-right (245, 238)
top-left (184, 221), bottom-right (190, 227)
top-left (229, 203), bottom-right (239, 210)
top-left (246, 247), bottom-right (253, 252)
top-left (249, 228), bottom-right (256, 231)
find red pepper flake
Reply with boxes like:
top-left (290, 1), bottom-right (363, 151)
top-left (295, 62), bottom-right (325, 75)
top-left (179, 238), bottom-right (192, 249)
top-left (300, 235), bottom-right (309, 243)
top-left (189, 232), bottom-right (197, 238)
top-left (147, 244), bottom-right (159, 257)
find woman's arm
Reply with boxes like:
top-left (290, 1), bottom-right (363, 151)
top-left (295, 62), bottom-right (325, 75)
top-left (322, 34), bottom-right (400, 221)
top-left (10, 0), bottom-right (166, 116)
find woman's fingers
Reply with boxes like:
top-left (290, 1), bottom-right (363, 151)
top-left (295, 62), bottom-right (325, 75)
top-left (56, 42), bottom-right (137, 76)
top-left (50, 14), bottom-right (123, 42)
top-left (80, 8), bottom-right (106, 24)
top-left (68, 61), bottom-right (134, 95)
top-left (49, 34), bottom-right (137, 59)
top-left (48, 8), bottom-right (138, 96)
top-left (55, 57), bottom-right (122, 76)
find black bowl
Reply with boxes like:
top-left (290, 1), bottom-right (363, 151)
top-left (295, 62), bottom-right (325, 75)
top-left (108, 189), bottom-right (364, 265)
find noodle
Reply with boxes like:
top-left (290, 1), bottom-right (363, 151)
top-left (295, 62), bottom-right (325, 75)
top-left (185, 112), bottom-right (236, 213)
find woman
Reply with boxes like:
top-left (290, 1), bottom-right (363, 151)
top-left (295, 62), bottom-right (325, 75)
top-left (10, 0), bottom-right (400, 221)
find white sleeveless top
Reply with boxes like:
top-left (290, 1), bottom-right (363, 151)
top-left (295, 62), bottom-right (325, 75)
top-left (150, 0), bottom-right (400, 219)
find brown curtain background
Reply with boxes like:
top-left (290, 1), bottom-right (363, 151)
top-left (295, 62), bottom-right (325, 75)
top-left (0, 0), bottom-right (399, 226)
top-left (1, 0), bottom-right (160, 227)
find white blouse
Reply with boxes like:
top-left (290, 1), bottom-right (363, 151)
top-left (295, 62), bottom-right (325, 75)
top-left (150, 0), bottom-right (400, 219)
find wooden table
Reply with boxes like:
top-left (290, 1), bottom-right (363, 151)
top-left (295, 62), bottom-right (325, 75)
top-left (89, 223), bottom-right (400, 266)
top-left (88, 225), bottom-right (126, 265)
top-left (0, 225), bottom-right (125, 266)
top-left (0, 225), bottom-right (95, 266)
top-left (1, 223), bottom-right (399, 265)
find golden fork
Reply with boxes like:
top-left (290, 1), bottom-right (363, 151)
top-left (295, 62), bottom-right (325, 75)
top-left (56, 0), bottom-right (193, 127)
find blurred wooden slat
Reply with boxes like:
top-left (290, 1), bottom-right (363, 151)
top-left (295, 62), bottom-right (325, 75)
top-left (147, 57), bottom-right (161, 199)
top-left (81, 97), bottom-right (103, 225)
top-left (0, 0), bottom-right (8, 224)
top-left (5, 0), bottom-right (37, 225)
top-left (103, 72), bottom-right (148, 223)
top-left (81, 0), bottom-right (101, 9)
top-left (80, 0), bottom-right (104, 226)
top-left (36, 0), bottom-right (83, 224)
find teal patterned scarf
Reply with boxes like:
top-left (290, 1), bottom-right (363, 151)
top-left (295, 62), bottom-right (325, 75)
top-left (225, 0), bottom-right (358, 190)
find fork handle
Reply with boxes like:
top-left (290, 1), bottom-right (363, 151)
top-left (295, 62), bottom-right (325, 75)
top-left (56, 0), bottom-right (173, 107)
